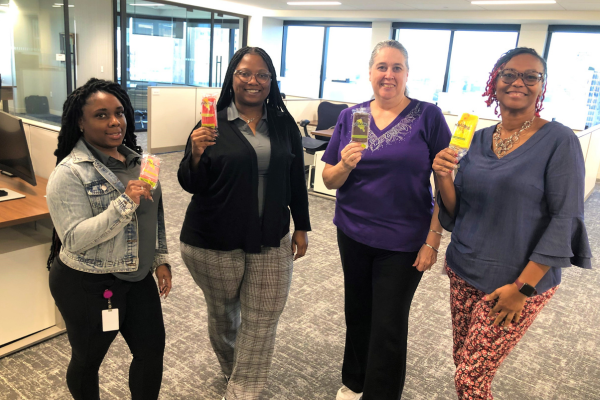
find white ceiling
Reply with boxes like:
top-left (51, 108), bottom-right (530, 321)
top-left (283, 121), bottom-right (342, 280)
top-left (224, 0), bottom-right (600, 12)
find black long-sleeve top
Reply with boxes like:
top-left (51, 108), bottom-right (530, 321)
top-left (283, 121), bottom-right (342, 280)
top-left (178, 105), bottom-right (311, 253)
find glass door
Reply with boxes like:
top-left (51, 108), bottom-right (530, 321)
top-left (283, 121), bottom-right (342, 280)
top-left (212, 13), bottom-right (241, 87)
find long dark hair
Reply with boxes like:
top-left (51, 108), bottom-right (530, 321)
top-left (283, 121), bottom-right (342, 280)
top-left (217, 47), bottom-right (290, 115)
top-left (47, 78), bottom-right (141, 269)
top-left (482, 47), bottom-right (548, 116)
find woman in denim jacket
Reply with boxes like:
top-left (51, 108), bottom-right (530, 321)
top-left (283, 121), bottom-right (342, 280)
top-left (46, 78), bottom-right (171, 400)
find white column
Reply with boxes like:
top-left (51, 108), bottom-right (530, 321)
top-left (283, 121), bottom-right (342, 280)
top-left (370, 21), bottom-right (393, 51)
top-left (260, 18), bottom-right (284, 76)
top-left (517, 24), bottom-right (549, 55)
top-left (247, 15), bottom-right (264, 47)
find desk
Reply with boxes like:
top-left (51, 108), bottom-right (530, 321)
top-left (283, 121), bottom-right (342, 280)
top-left (312, 128), bottom-right (334, 138)
top-left (0, 174), bottom-right (66, 358)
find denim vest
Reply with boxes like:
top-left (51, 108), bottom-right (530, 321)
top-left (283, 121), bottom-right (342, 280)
top-left (46, 139), bottom-right (169, 273)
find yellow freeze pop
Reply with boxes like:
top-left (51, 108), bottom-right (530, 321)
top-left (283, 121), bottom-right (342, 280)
top-left (450, 113), bottom-right (479, 160)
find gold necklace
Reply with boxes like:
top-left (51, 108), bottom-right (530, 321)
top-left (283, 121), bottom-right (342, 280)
top-left (493, 116), bottom-right (535, 158)
top-left (239, 112), bottom-right (261, 124)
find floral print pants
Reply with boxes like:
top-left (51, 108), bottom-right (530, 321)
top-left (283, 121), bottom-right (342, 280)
top-left (447, 263), bottom-right (557, 400)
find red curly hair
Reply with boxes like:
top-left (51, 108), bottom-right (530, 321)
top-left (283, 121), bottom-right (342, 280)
top-left (482, 48), bottom-right (547, 117)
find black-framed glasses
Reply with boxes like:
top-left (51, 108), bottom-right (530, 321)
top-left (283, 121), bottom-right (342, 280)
top-left (498, 69), bottom-right (543, 86)
top-left (234, 70), bottom-right (272, 84)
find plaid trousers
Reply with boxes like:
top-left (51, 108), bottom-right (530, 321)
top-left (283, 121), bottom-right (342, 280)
top-left (181, 233), bottom-right (294, 400)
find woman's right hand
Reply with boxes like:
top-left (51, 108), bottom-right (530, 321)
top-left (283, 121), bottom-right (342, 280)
top-left (191, 127), bottom-right (217, 159)
top-left (433, 148), bottom-right (459, 179)
top-left (124, 180), bottom-right (153, 205)
top-left (341, 142), bottom-right (365, 171)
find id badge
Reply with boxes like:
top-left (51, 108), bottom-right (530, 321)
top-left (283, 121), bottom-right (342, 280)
top-left (102, 308), bottom-right (119, 332)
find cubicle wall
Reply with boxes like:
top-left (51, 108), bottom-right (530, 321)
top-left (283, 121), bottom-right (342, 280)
top-left (22, 119), bottom-right (59, 180)
top-left (147, 87), bottom-right (222, 154)
top-left (578, 124), bottom-right (600, 200)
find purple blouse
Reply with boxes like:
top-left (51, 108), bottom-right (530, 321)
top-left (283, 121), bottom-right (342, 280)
top-left (322, 99), bottom-right (452, 252)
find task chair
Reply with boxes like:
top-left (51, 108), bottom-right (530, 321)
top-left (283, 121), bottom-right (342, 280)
top-left (299, 101), bottom-right (348, 189)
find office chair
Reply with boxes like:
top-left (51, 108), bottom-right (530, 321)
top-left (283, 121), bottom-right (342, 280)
top-left (299, 101), bottom-right (348, 189)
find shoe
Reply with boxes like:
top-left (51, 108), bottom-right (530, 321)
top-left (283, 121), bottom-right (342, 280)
top-left (336, 385), bottom-right (363, 400)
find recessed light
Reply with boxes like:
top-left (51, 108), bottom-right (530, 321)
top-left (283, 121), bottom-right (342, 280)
top-left (472, 0), bottom-right (555, 4)
top-left (287, 1), bottom-right (341, 5)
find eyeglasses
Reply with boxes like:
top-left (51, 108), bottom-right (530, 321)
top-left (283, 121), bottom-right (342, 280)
top-left (234, 70), bottom-right (272, 84)
top-left (498, 69), bottom-right (543, 86)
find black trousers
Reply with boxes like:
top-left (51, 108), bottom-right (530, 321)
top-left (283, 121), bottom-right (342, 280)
top-left (337, 229), bottom-right (423, 400)
top-left (49, 258), bottom-right (165, 400)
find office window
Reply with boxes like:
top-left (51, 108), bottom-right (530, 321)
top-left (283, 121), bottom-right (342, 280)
top-left (396, 29), bottom-right (451, 104)
top-left (544, 29), bottom-right (600, 130)
top-left (394, 24), bottom-right (519, 119)
top-left (281, 26), bottom-right (325, 99)
top-left (281, 22), bottom-right (372, 101)
top-left (445, 31), bottom-right (518, 118)
top-left (321, 27), bottom-right (372, 103)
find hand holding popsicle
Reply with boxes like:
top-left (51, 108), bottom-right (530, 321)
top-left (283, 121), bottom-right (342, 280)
top-left (190, 127), bottom-right (217, 160)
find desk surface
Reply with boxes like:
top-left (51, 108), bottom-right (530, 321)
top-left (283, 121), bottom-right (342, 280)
top-left (0, 174), bottom-right (49, 229)
top-left (313, 129), bottom-right (334, 138)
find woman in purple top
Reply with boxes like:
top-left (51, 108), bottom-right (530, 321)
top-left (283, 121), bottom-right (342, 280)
top-left (321, 40), bottom-right (452, 400)
top-left (433, 48), bottom-right (592, 399)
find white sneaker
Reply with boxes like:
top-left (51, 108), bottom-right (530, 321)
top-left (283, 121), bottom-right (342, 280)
top-left (336, 385), bottom-right (363, 400)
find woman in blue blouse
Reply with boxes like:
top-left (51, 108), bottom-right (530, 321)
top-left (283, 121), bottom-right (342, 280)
top-left (433, 47), bottom-right (592, 399)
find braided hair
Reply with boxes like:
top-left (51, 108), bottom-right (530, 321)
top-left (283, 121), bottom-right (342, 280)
top-left (47, 78), bottom-right (141, 269)
top-left (217, 47), bottom-right (290, 116)
top-left (482, 47), bottom-right (548, 117)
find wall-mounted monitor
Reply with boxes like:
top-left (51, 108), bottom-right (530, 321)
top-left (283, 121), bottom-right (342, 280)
top-left (0, 111), bottom-right (37, 186)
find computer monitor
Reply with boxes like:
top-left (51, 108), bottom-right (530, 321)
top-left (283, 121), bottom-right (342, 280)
top-left (0, 111), bottom-right (37, 186)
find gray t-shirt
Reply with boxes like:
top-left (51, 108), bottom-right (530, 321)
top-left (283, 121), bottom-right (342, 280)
top-left (83, 139), bottom-right (160, 282)
top-left (227, 102), bottom-right (271, 219)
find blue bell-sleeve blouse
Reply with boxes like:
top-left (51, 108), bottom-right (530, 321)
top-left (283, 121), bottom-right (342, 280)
top-left (438, 121), bottom-right (592, 295)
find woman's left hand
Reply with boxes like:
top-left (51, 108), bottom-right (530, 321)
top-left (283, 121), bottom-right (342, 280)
top-left (155, 264), bottom-right (172, 298)
top-left (485, 284), bottom-right (527, 326)
top-left (291, 230), bottom-right (308, 260)
top-left (413, 243), bottom-right (438, 272)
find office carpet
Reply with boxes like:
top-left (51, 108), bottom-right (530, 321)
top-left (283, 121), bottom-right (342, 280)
top-left (1, 145), bottom-right (599, 400)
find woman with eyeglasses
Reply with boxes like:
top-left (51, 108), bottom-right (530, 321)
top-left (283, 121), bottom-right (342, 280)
top-left (433, 47), bottom-right (591, 399)
top-left (178, 47), bottom-right (310, 400)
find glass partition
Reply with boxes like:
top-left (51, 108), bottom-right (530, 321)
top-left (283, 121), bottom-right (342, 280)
top-left (115, 0), bottom-right (247, 130)
top-left (213, 13), bottom-right (242, 87)
top-left (1, 0), bottom-right (68, 126)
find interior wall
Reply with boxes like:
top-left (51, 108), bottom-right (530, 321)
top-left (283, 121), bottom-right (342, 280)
top-left (72, 0), bottom-right (114, 86)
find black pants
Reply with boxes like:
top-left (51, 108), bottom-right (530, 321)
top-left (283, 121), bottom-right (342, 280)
top-left (337, 229), bottom-right (423, 400)
top-left (49, 258), bottom-right (165, 400)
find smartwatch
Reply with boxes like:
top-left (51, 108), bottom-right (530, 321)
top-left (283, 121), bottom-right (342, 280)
top-left (514, 278), bottom-right (537, 297)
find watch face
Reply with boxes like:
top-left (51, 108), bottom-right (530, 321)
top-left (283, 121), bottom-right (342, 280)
top-left (520, 283), bottom-right (536, 297)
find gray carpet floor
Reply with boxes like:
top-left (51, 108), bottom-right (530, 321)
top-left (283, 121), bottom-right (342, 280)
top-left (1, 136), bottom-right (599, 399)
